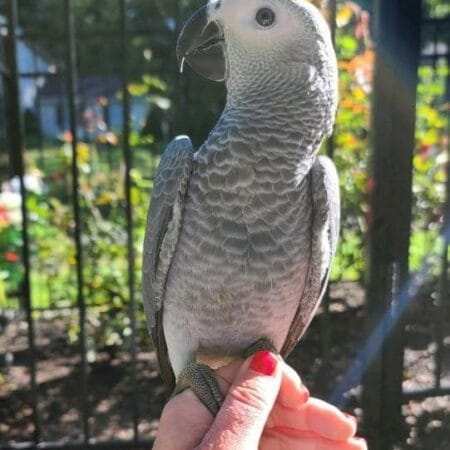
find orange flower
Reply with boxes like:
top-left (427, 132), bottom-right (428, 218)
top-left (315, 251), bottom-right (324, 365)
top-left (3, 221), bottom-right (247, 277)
top-left (4, 251), bottom-right (20, 263)
top-left (0, 205), bottom-right (9, 226)
top-left (347, 50), bottom-right (375, 73)
top-left (62, 131), bottom-right (73, 143)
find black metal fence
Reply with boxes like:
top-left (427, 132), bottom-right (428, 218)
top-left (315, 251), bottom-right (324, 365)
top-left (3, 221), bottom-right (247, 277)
top-left (1, 0), bottom-right (148, 447)
top-left (0, 0), bottom-right (449, 449)
top-left (402, 13), bottom-right (450, 402)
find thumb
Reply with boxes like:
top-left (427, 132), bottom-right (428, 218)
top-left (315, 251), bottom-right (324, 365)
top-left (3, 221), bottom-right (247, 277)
top-left (197, 351), bottom-right (282, 450)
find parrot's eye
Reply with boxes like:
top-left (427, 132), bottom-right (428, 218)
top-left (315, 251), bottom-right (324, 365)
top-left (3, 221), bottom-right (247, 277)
top-left (256, 8), bottom-right (276, 27)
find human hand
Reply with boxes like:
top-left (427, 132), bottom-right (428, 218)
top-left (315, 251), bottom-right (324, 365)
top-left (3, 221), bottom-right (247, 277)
top-left (154, 351), bottom-right (367, 450)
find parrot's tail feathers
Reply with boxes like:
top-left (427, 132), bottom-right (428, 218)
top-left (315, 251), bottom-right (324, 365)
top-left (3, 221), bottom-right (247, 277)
top-left (152, 311), bottom-right (176, 393)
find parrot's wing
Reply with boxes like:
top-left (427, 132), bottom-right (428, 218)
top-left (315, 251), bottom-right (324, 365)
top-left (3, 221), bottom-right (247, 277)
top-left (142, 136), bottom-right (194, 388)
top-left (281, 155), bottom-right (340, 357)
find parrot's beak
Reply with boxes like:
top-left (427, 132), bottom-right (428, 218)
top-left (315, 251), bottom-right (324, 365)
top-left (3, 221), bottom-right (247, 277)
top-left (176, 5), bottom-right (226, 82)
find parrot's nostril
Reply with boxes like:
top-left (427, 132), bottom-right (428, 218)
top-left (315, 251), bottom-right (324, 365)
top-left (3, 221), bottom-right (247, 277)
top-left (215, 1), bottom-right (221, 10)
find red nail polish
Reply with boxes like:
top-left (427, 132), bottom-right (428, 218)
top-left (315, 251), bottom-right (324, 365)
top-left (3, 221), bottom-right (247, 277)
top-left (250, 351), bottom-right (277, 376)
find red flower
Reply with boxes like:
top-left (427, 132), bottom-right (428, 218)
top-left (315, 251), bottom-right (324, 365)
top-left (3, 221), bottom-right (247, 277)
top-left (366, 177), bottom-right (376, 193)
top-left (62, 131), bottom-right (73, 143)
top-left (0, 205), bottom-right (9, 223)
top-left (419, 144), bottom-right (431, 158)
top-left (4, 251), bottom-right (20, 263)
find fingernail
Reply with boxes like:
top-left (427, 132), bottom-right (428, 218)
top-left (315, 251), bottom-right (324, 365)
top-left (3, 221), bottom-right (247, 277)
top-left (279, 386), bottom-right (309, 409)
top-left (249, 351), bottom-right (277, 376)
top-left (301, 388), bottom-right (310, 403)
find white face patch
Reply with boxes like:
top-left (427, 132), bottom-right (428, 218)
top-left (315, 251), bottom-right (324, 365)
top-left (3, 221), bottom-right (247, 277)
top-left (203, 0), bottom-right (335, 93)
top-left (208, 0), bottom-right (328, 54)
top-left (220, 0), bottom-right (289, 42)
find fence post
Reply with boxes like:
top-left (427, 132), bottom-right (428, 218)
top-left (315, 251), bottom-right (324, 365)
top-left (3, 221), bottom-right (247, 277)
top-left (435, 49), bottom-right (450, 390)
top-left (119, 0), bottom-right (140, 442)
top-left (63, 0), bottom-right (90, 442)
top-left (362, 1), bottom-right (422, 449)
top-left (3, 0), bottom-right (41, 443)
top-left (0, 29), bottom-right (9, 176)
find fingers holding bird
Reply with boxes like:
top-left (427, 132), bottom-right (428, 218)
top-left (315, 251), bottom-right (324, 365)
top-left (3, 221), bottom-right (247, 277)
top-left (263, 362), bottom-right (364, 449)
top-left (213, 358), bottom-right (365, 449)
top-left (157, 357), bottom-right (366, 450)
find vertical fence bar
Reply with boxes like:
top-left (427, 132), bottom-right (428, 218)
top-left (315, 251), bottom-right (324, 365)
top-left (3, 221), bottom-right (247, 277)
top-left (64, 0), bottom-right (90, 442)
top-left (3, 0), bottom-right (41, 443)
top-left (173, 1), bottom-right (189, 138)
top-left (430, 24), bottom-right (442, 390)
top-left (120, 0), bottom-right (139, 441)
top-left (434, 52), bottom-right (450, 389)
top-left (362, 1), bottom-right (422, 449)
top-left (445, 54), bottom-right (450, 323)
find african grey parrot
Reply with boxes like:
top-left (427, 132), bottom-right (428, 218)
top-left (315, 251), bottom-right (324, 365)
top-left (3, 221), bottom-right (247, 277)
top-left (142, 0), bottom-right (340, 415)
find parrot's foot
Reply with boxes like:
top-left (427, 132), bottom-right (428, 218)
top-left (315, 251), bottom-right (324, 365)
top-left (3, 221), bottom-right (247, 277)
top-left (244, 337), bottom-right (277, 358)
top-left (173, 339), bottom-right (276, 417)
top-left (174, 361), bottom-right (224, 416)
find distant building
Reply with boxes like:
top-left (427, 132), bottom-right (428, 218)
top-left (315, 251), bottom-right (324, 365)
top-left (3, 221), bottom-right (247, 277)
top-left (0, 16), bottom-right (149, 141)
top-left (39, 75), bottom-right (150, 140)
top-left (0, 15), bottom-right (50, 110)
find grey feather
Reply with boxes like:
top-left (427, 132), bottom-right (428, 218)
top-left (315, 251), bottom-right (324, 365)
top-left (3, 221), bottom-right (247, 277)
top-left (282, 155), bottom-right (340, 356)
top-left (142, 0), bottom-right (340, 384)
top-left (142, 136), bottom-right (194, 386)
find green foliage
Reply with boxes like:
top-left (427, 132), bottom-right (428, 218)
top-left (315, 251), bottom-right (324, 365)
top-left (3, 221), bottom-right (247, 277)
top-left (0, 140), bottom-right (159, 348)
top-left (327, 1), bottom-right (448, 281)
top-left (414, 63), bottom-right (449, 230)
top-left (328, 2), bottom-right (373, 281)
top-left (425, 0), bottom-right (450, 18)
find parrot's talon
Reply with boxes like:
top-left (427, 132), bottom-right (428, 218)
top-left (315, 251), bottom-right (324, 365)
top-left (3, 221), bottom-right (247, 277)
top-left (174, 361), bottom-right (223, 416)
top-left (180, 57), bottom-right (186, 74)
top-left (244, 337), bottom-right (277, 359)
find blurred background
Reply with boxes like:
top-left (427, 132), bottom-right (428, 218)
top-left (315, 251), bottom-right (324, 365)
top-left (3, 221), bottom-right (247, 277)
top-left (0, 0), bottom-right (448, 449)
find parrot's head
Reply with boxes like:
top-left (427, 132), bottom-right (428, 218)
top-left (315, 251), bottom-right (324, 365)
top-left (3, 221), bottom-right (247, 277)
top-left (177, 0), bottom-right (337, 98)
